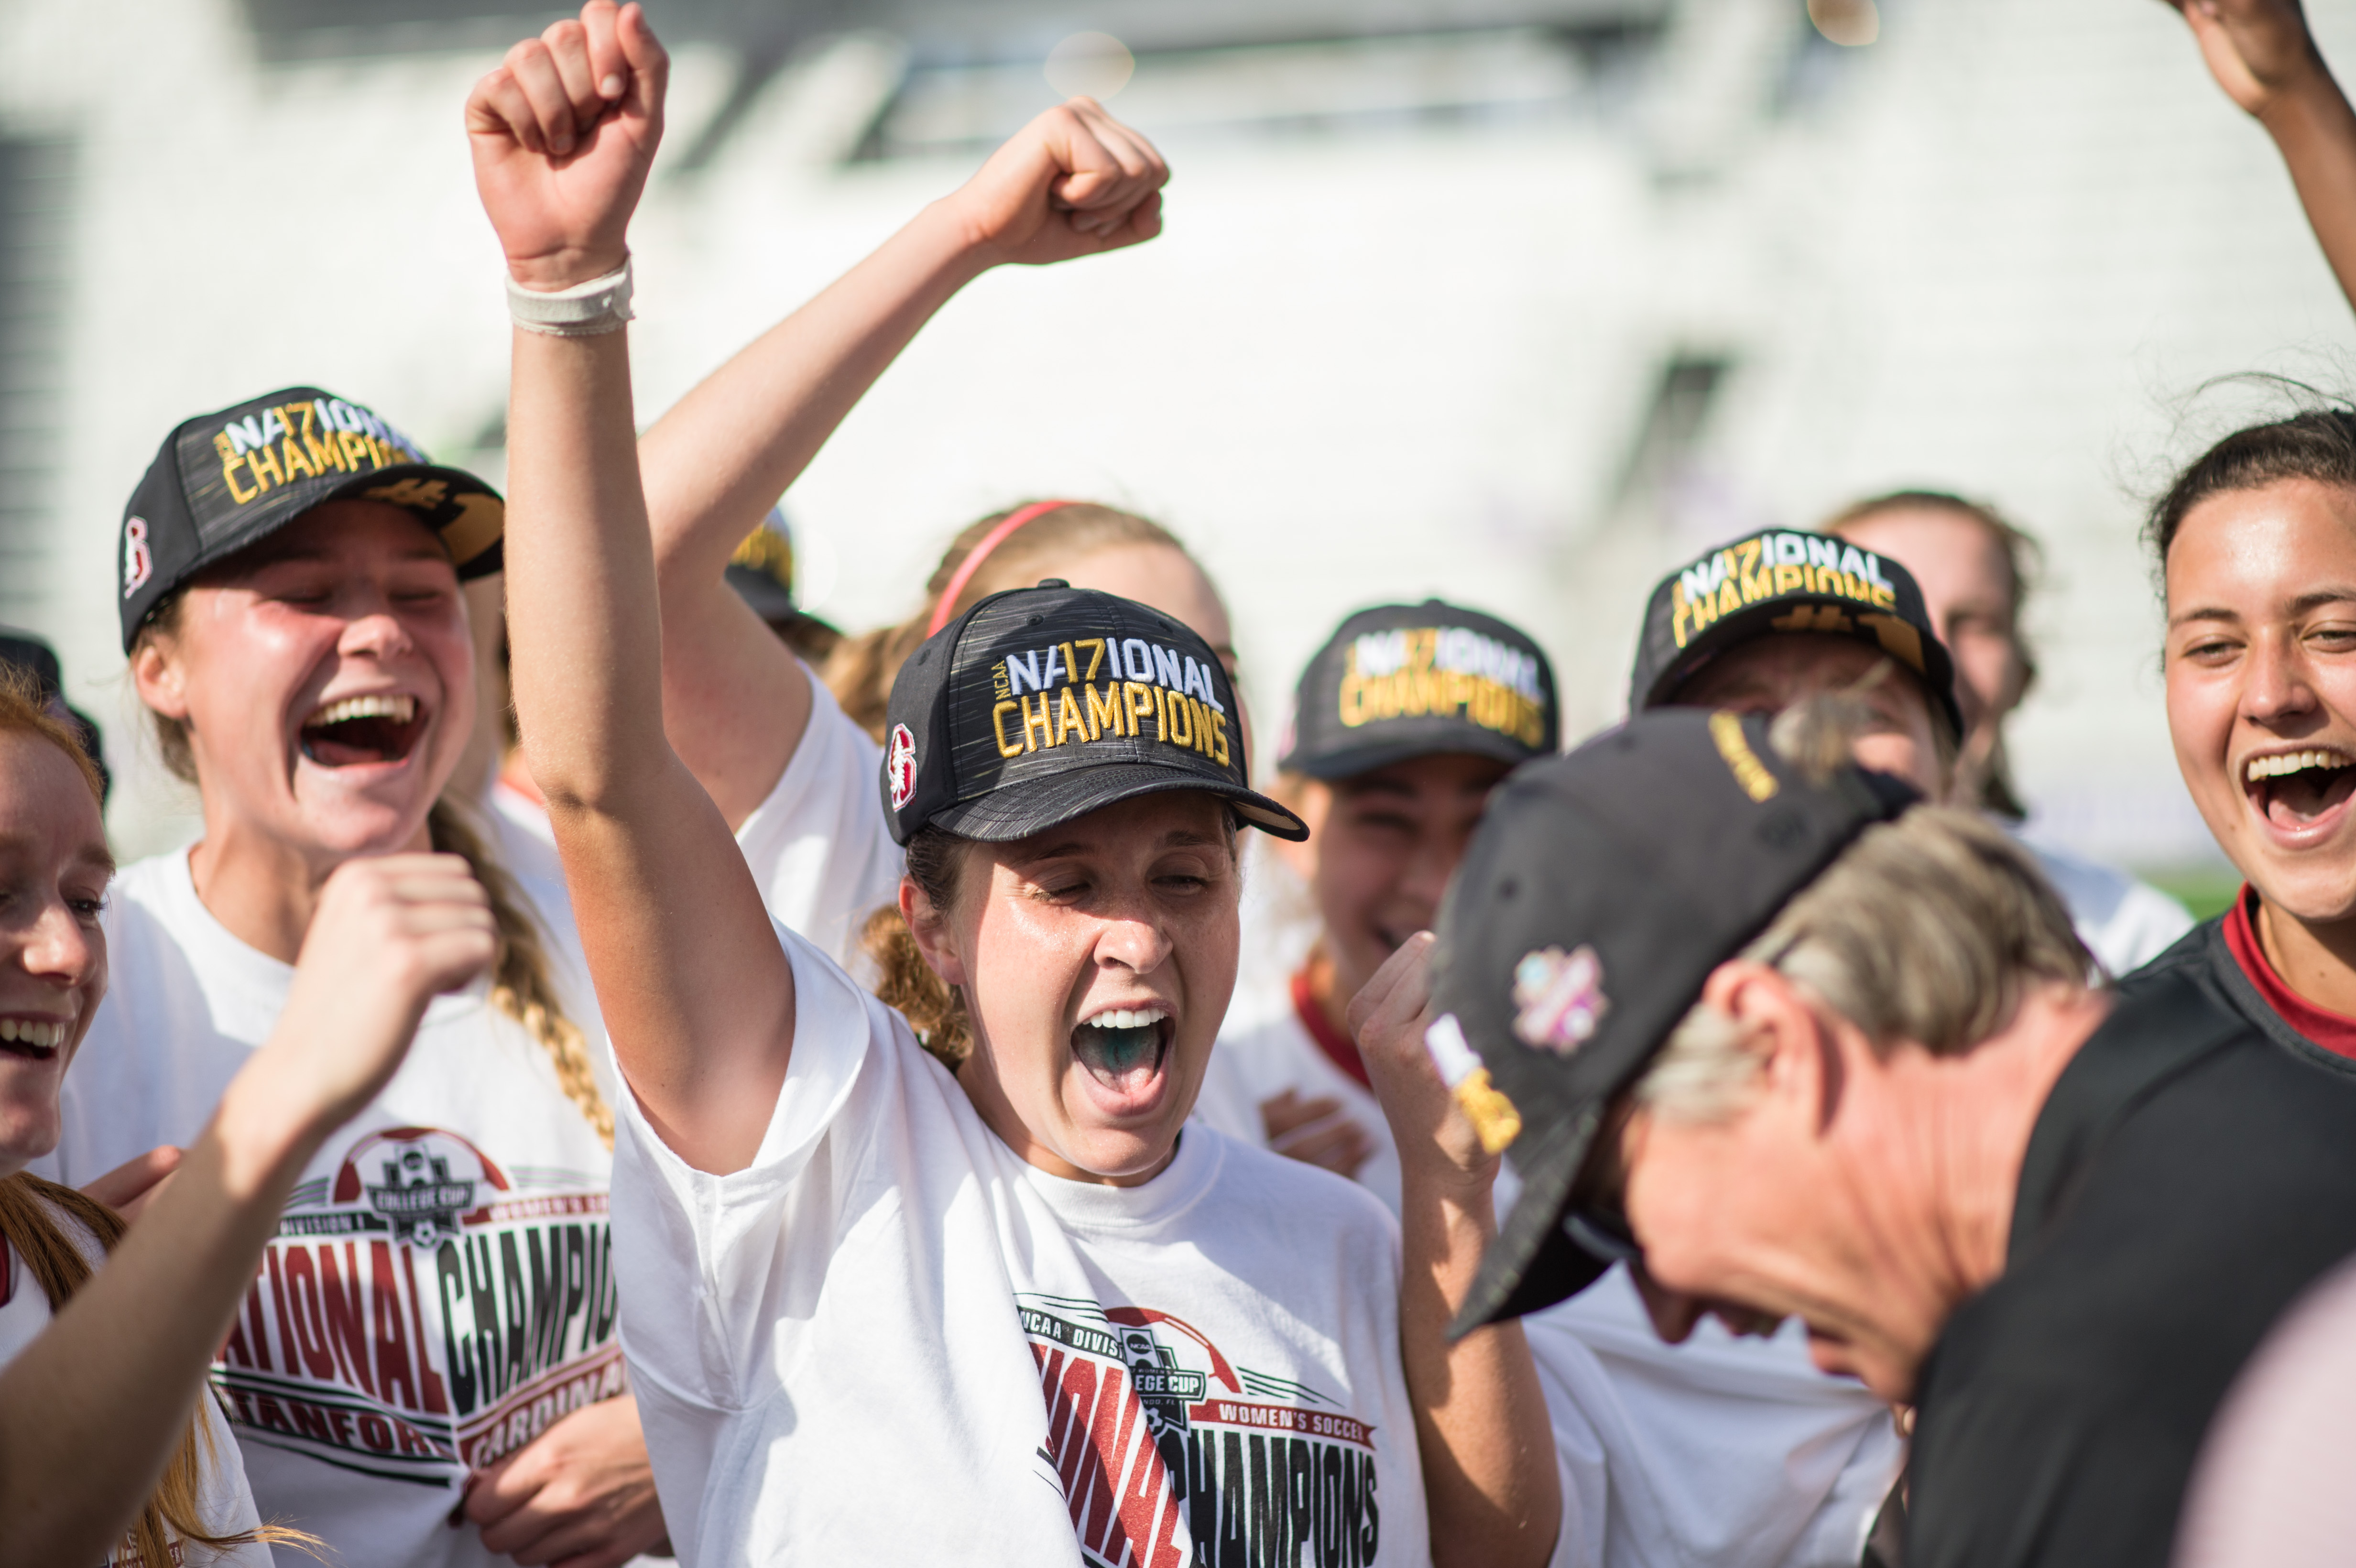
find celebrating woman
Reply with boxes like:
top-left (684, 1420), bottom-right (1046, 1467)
top-left (44, 377), bottom-right (665, 1562)
top-left (473, 7), bottom-right (1453, 1562)
top-left (0, 664), bottom-right (496, 1567)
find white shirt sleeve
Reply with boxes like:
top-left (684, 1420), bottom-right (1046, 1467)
top-left (733, 673), bottom-right (906, 975)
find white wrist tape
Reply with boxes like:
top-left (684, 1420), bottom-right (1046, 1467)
top-left (506, 261), bottom-right (634, 337)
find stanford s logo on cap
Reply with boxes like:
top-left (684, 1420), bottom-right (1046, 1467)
top-left (121, 516), bottom-right (151, 598)
top-left (887, 723), bottom-right (919, 811)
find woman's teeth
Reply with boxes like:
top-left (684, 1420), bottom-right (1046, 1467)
top-left (308, 694), bottom-right (416, 727)
top-left (1087, 1007), bottom-right (1168, 1031)
top-left (1074, 1008), bottom-right (1170, 1087)
top-left (0, 1018), bottom-right (65, 1049)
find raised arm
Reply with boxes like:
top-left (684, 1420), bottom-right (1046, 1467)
top-left (0, 857), bottom-right (493, 1568)
top-left (470, 0), bottom-right (792, 1174)
top-left (1352, 933), bottom-right (1564, 1568)
top-left (2171, 0), bottom-right (2356, 311)
top-left (637, 103), bottom-right (1167, 825)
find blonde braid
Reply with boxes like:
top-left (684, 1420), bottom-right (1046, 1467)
top-left (428, 799), bottom-right (614, 1148)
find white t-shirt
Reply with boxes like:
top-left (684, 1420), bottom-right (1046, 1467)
top-left (613, 920), bottom-right (1428, 1567)
top-left (1194, 1001), bottom-right (1404, 1214)
top-left (2014, 833), bottom-right (2195, 979)
top-left (1197, 980), bottom-right (1898, 1568)
top-left (38, 851), bottom-right (625, 1568)
top-left (0, 1203), bottom-right (274, 1566)
top-left (1532, 1268), bottom-right (1902, 1568)
top-left (731, 675), bottom-right (905, 972)
top-left (494, 674), bottom-right (904, 977)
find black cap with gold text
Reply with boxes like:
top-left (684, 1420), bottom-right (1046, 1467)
top-left (1430, 707), bottom-right (1913, 1333)
top-left (1280, 600), bottom-right (1557, 779)
top-left (1627, 528), bottom-right (1962, 735)
top-left (118, 387), bottom-right (504, 652)
top-left (882, 582), bottom-right (1308, 844)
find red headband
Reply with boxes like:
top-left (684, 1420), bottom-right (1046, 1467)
top-left (926, 500), bottom-right (1078, 637)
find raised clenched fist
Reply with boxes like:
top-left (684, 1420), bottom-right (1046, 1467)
top-left (269, 853), bottom-right (496, 1127)
top-left (941, 98), bottom-right (1170, 267)
top-left (2168, 0), bottom-right (2327, 118)
top-left (467, 0), bottom-right (669, 291)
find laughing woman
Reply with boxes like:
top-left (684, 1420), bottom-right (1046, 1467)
top-left (2145, 403), bottom-right (2356, 1061)
top-left (473, 6), bottom-right (1443, 1561)
top-left (39, 386), bottom-right (666, 1568)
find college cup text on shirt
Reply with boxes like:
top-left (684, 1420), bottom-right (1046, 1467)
top-left (1025, 1294), bottom-right (1384, 1568)
top-left (213, 1125), bottom-right (625, 1485)
top-left (993, 637), bottom-right (1234, 767)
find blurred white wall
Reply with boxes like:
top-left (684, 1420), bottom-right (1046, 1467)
top-left (0, 0), bottom-right (2348, 867)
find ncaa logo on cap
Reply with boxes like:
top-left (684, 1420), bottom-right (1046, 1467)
top-left (887, 723), bottom-right (919, 811)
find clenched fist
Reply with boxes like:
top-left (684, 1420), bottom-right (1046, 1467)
top-left (467, 0), bottom-right (668, 291)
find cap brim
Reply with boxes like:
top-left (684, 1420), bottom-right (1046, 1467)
top-left (323, 463), bottom-right (505, 580)
top-left (725, 564), bottom-right (798, 623)
top-left (1449, 1102), bottom-right (1615, 1337)
top-left (933, 760), bottom-right (1309, 843)
top-left (1647, 595), bottom-right (1963, 736)
top-left (1289, 727), bottom-right (1541, 782)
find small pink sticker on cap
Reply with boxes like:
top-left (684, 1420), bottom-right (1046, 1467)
top-left (1512, 944), bottom-right (1609, 1055)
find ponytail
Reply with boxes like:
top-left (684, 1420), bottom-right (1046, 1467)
top-left (0, 1174), bottom-right (321, 1565)
top-left (859, 826), bottom-right (973, 1070)
top-left (427, 799), bottom-right (614, 1148)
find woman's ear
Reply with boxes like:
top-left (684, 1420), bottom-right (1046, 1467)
top-left (128, 637), bottom-right (189, 721)
top-left (900, 877), bottom-right (969, 987)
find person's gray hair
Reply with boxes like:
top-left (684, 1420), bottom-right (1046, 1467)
top-left (1634, 701), bottom-right (2090, 1123)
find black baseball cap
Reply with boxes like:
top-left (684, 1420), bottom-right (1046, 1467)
top-left (1627, 528), bottom-right (1963, 736)
top-left (1279, 600), bottom-right (1558, 780)
top-left (118, 387), bottom-right (503, 652)
top-left (726, 509), bottom-right (801, 624)
top-left (881, 581), bottom-right (1308, 845)
top-left (1429, 706), bottom-right (1914, 1334)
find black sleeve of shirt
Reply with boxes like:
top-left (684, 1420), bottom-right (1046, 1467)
top-left (1906, 945), bottom-right (2356, 1568)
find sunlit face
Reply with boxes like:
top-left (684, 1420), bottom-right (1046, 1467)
top-left (1670, 634), bottom-right (1947, 797)
top-left (2164, 480), bottom-right (2356, 924)
top-left (1837, 507), bottom-right (2027, 796)
top-left (131, 501), bottom-right (474, 863)
top-left (911, 792), bottom-right (1241, 1184)
top-left (1282, 754), bottom-right (1513, 1003)
top-left (1056, 545), bottom-right (1236, 677)
top-left (0, 732), bottom-right (110, 1176)
top-left (1604, 971), bottom-right (1963, 1403)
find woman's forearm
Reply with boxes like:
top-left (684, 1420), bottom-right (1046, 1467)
top-left (2260, 58), bottom-right (2356, 312)
top-left (0, 1079), bottom-right (323, 1568)
top-left (1401, 1182), bottom-right (1563, 1568)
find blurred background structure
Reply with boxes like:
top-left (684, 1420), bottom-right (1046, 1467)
top-left (0, 0), bottom-right (2349, 894)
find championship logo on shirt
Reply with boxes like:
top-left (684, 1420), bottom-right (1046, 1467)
top-left (212, 1125), bottom-right (624, 1488)
top-left (887, 722), bottom-right (919, 811)
top-left (1022, 1293), bottom-right (1384, 1567)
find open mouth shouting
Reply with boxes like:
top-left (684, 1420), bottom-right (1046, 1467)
top-left (1071, 1004), bottom-right (1174, 1114)
top-left (299, 693), bottom-right (426, 768)
top-left (0, 1016), bottom-right (68, 1063)
top-left (2243, 747), bottom-right (2356, 837)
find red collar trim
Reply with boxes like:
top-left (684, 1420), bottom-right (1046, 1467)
top-left (1291, 967), bottom-right (1370, 1091)
top-left (2222, 886), bottom-right (2356, 1060)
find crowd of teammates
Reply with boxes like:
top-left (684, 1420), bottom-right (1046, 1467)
top-left (3, 0), bottom-right (2356, 1565)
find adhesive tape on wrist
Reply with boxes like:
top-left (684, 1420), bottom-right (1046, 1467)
top-left (507, 261), bottom-right (634, 337)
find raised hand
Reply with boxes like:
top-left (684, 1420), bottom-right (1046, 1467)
top-left (466, 0), bottom-right (668, 289)
top-left (1347, 932), bottom-right (1495, 1192)
top-left (266, 854), bottom-right (495, 1129)
top-left (943, 98), bottom-right (1168, 266)
top-left (78, 1145), bottom-right (182, 1225)
top-left (2170, 0), bottom-right (2328, 117)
